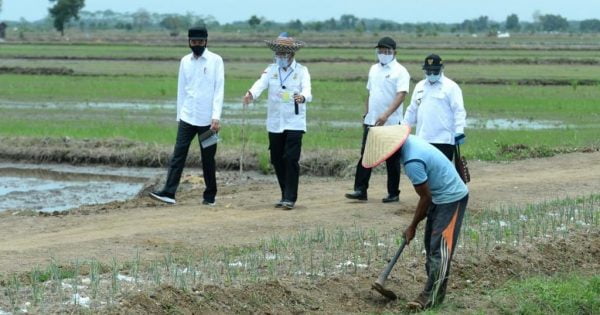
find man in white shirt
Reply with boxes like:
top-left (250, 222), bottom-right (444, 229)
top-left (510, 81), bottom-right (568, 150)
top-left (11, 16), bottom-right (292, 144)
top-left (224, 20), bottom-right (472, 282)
top-left (150, 25), bottom-right (224, 206)
top-left (345, 37), bottom-right (410, 203)
top-left (403, 54), bottom-right (467, 161)
top-left (242, 32), bottom-right (312, 210)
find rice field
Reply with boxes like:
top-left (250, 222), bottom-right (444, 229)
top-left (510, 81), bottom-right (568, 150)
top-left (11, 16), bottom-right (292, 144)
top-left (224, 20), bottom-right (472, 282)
top-left (1, 35), bottom-right (600, 163)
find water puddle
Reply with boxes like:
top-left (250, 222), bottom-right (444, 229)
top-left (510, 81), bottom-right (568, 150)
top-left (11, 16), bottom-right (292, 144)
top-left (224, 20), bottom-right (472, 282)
top-left (0, 163), bottom-right (163, 213)
top-left (1, 100), bottom-right (574, 130)
top-left (466, 118), bottom-right (571, 130)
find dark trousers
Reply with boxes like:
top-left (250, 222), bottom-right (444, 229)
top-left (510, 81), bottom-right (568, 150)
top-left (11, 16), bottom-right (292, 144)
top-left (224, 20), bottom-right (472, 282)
top-left (431, 143), bottom-right (454, 161)
top-left (422, 194), bottom-right (468, 307)
top-left (269, 130), bottom-right (303, 202)
top-left (353, 125), bottom-right (401, 196)
top-left (163, 120), bottom-right (217, 202)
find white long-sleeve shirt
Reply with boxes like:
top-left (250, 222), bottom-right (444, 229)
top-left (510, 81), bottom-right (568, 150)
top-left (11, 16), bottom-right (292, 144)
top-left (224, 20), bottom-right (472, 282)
top-left (177, 49), bottom-right (224, 126)
top-left (402, 74), bottom-right (466, 145)
top-left (248, 60), bottom-right (312, 133)
top-left (364, 59), bottom-right (410, 126)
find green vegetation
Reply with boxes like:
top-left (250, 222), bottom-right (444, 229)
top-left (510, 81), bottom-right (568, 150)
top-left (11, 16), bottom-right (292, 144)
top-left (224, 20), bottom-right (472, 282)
top-left (0, 195), bottom-right (597, 312)
top-left (492, 274), bottom-right (600, 314)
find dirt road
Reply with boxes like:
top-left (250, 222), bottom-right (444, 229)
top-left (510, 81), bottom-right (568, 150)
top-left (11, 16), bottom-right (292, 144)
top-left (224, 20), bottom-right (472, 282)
top-left (1, 151), bottom-right (599, 273)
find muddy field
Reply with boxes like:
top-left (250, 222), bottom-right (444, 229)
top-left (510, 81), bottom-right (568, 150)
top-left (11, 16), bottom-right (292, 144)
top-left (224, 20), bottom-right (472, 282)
top-left (0, 151), bottom-right (599, 313)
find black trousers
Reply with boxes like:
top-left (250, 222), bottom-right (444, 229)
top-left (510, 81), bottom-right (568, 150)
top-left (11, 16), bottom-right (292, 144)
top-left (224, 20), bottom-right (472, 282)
top-left (269, 130), bottom-right (303, 202)
top-left (422, 194), bottom-right (468, 307)
top-left (353, 124), bottom-right (401, 196)
top-left (431, 143), bottom-right (454, 161)
top-left (163, 120), bottom-right (217, 202)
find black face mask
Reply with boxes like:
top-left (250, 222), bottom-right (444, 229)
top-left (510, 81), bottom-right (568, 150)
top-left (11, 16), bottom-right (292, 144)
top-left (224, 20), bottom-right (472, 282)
top-left (190, 45), bottom-right (206, 56)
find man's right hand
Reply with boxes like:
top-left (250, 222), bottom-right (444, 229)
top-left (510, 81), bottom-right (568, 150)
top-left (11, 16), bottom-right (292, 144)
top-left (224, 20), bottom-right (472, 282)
top-left (242, 92), bottom-right (253, 106)
top-left (404, 225), bottom-right (417, 244)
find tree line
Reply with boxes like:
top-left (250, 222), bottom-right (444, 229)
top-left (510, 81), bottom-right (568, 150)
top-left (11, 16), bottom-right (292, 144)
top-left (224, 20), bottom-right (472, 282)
top-left (6, 0), bottom-right (600, 36)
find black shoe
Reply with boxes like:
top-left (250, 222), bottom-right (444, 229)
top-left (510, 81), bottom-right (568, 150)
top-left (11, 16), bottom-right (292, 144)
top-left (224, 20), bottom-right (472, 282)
top-left (202, 199), bottom-right (216, 206)
top-left (149, 191), bottom-right (176, 204)
top-left (274, 199), bottom-right (284, 208)
top-left (382, 195), bottom-right (399, 203)
top-left (345, 190), bottom-right (367, 201)
top-left (281, 200), bottom-right (295, 210)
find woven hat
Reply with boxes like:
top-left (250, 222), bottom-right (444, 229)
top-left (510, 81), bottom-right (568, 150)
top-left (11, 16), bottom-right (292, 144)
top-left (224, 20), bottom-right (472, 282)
top-left (265, 32), bottom-right (305, 53)
top-left (362, 125), bottom-right (411, 168)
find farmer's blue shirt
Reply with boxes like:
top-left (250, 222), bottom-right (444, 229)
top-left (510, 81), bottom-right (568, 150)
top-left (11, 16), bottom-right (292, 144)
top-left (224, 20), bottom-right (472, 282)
top-left (400, 135), bottom-right (468, 204)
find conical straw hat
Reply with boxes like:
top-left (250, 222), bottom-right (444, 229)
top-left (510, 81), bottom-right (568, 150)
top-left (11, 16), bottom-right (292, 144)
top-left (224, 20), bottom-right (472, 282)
top-left (362, 125), bottom-right (411, 168)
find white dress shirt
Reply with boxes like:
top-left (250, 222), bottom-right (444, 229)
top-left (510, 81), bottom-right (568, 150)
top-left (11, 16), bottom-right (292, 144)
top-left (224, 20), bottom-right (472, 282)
top-left (248, 60), bottom-right (312, 133)
top-left (177, 49), bottom-right (224, 126)
top-left (402, 74), bottom-right (467, 145)
top-left (364, 59), bottom-right (410, 126)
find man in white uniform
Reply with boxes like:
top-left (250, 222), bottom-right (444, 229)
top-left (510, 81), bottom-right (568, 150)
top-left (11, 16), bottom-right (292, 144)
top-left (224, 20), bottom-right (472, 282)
top-left (345, 37), bottom-right (411, 203)
top-left (403, 54), bottom-right (467, 161)
top-left (150, 25), bottom-right (224, 206)
top-left (242, 32), bottom-right (312, 210)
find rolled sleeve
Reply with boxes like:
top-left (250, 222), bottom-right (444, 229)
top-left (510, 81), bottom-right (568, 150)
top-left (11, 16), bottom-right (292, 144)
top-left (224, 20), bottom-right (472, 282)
top-left (404, 159), bottom-right (428, 186)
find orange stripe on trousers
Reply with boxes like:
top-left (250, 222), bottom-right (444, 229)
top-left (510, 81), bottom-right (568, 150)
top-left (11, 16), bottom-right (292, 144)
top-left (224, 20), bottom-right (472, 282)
top-left (441, 204), bottom-right (461, 254)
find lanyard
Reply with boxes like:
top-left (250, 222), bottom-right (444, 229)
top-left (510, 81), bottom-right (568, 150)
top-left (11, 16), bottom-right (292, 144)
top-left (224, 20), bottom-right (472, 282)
top-left (278, 67), bottom-right (294, 89)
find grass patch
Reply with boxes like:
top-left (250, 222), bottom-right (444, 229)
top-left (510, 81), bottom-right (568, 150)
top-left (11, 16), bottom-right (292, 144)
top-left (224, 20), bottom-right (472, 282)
top-left (492, 274), bottom-right (600, 314)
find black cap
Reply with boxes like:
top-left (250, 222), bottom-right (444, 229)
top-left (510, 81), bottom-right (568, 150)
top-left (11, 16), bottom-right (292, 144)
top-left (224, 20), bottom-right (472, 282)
top-left (375, 37), bottom-right (396, 50)
top-left (188, 25), bottom-right (208, 39)
top-left (422, 54), bottom-right (443, 70)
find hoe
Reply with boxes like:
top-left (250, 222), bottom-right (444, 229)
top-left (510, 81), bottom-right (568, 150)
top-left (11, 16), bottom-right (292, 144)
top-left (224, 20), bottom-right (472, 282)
top-left (372, 237), bottom-right (407, 300)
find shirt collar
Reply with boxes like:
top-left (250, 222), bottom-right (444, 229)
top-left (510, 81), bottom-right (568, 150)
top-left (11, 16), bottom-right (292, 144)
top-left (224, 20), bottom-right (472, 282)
top-left (280, 59), bottom-right (297, 71)
top-left (191, 49), bottom-right (209, 60)
top-left (379, 58), bottom-right (396, 68)
top-left (426, 73), bottom-right (445, 86)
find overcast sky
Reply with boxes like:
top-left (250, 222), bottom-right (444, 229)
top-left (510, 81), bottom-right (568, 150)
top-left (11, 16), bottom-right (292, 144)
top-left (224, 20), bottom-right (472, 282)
top-left (2, 0), bottom-right (599, 23)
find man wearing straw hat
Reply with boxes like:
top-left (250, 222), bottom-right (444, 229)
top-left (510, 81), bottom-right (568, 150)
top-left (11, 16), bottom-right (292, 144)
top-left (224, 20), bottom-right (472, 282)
top-left (345, 36), bottom-right (410, 203)
top-left (362, 125), bottom-right (469, 310)
top-left (403, 54), bottom-right (467, 161)
top-left (149, 25), bottom-right (224, 206)
top-left (242, 32), bottom-right (312, 210)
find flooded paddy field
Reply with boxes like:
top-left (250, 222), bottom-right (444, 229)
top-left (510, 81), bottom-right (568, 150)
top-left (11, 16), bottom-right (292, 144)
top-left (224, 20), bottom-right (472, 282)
top-left (0, 163), bottom-right (162, 213)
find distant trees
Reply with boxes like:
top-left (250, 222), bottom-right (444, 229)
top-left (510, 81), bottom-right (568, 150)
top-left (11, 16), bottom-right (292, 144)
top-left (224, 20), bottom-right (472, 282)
top-left (248, 15), bottom-right (261, 28)
top-left (14, 9), bottom-right (600, 35)
top-left (505, 14), bottom-right (520, 31)
top-left (48, 0), bottom-right (85, 36)
top-left (132, 9), bottom-right (151, 30)
top-left (538, 14), bottom-right (569, 32)
top-left (160, 15), bottom-right (186, 35)
top-left (579, 19), bottom-right (600, 32)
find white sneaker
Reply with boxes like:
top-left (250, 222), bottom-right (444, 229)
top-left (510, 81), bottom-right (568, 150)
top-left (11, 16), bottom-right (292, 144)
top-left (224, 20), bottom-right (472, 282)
top-left (149, 191), bottom-right (176, 205)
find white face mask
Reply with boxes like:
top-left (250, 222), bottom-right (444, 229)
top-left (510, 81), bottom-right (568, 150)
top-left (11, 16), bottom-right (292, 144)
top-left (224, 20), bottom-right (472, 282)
top-left (426, 73), bottom-right (441, 83)
top-left (275, 56), bottom-right (290, 68)
top-left (377, 53), bottom-right (394, 65)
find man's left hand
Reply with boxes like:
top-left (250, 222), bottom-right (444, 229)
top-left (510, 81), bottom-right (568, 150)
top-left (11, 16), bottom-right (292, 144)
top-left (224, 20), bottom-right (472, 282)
top-left (211, 119), bottom-right (220, 132)
top-left (455, 133), bottom-right (466, 145)
top-left (293, 94), bottom-right (305, 104)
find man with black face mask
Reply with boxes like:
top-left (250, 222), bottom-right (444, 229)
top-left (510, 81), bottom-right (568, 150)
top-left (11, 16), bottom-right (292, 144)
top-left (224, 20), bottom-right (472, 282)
top-left (150, 25), bottom-right (224, 206)
top-left (402, 54), bottom-right (467, 162)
